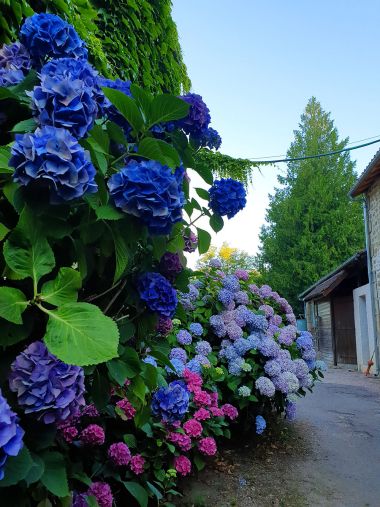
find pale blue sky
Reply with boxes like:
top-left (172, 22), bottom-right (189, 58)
top-left (172, 0), bottom-right (380, 262)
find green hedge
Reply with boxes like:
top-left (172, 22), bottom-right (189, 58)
top-left (0, 0), bottom-right (191, 94)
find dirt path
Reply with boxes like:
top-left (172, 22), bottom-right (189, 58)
top-left (179, 369), bottom-right (380, 507)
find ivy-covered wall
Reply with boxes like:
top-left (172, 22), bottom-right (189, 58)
top-left (0, 0), bottom-right (191, 94)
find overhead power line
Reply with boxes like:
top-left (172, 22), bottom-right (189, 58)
top-left (249, 138), bottom-right (380, 164)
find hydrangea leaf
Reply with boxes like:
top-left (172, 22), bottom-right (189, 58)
top-left (40, 452), bottom-right (69, 498)
top-left (24, 453), bottom-right (45, 486)
top-left (147, 94), bottom-right (189, 127)
top-left (130, 84), bottom-right (153, 120)
top-left (95, 205), bottom-right (124, 221)
top-left (102, 87), bottom-right (144, 133)
top-left (195, 187), bottom-right (209, 201)
top-left (0, 286), bottom-right (28, 324)
top-left (107, 358), bottom-right (138, 384)
top-left (40, 268), bottom-right (81, 307)
top-left (0, 446), bottom-right (33, 487)
top-left (109, 223), bottom-right (129, 283)
top-left (10, 117), bottom-right (37, 133)
top-left (137, 137), bottom-right (181, 169)
top-left (43, 302), bottom-right (119, 366)
top-left (0, 147), bottom-right (13, 174)
top-left (123, 481), bottom-right (149, 507)
top-left (196, 227), bottom-right (212, 254)
top-left (209, 214), bottom-right (224, 233)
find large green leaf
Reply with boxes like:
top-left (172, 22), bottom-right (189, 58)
top-left (137, 137), bottom-right (180, 169)
top-left (0, 318), bottom-right (29, 348)
top-left (40, 452), bottom-right (69, 498)
top-left (40, 268), bottom-right (81, 307)
top-left (130, 84), bottom-right (153, 121)
top-left (102, 87), bottom-right (144, 133)
top-left (25, 453), bottom-right (45, 486)
top-left (43, 302), bottom-right (119, 366)
top-left (109, 223), bottom-right (129, 283)
top-left (3, 229), bottom-right (55, 288)
top-left (147, 94), bottom-right (189, 127)
top-left (196, 227), bottom-right (212, 254)
top-left (209, 214), bottom-right (224, 233)
top-left (0, 446), bottom-right (33, 487)
top-left (11, 118), bottom-right (37, 133)
top-left (123, 481), bottom-right (149, 507)
top-left (0, 287), bottom-right (28, 324)
top-left (0, 147), bottom-right (13, 174)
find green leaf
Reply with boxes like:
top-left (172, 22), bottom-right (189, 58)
top-left (193, 454), bottom-right (206, 471)
top-left (109, 223), bottom-right (129, 283)
top-left (146, 481), bottom-right (163, 501)
top-left (142, 363), bottom-right (158, 390)
top-left (137, 137), bottom-right (180, 169)
top-left (0, 446), bottom-right (33, 487)
top-left (43, 302), bottom-right (119, 366)
top-left (120, 347), bottom-right (142, 377)
top-left (40, 268), bottom-right (81, 307)
top-left (40, 452), bottom-right (69, 498)
top-left (130, 84), bottom-right (153, 120)
top-left (0, 318), bottom-right (29, 348)
top-left (123, 481), bottom-right (149, 507)
top-left (195, 187), bottom-right (209, 200)
top-left (107, 122), bottom-right (127, 146)
top-left (194, 162), bottom-right (213, 185)
top-left (118, 319), bottom-right (136, 343)
top-left (102, 87), bottom-right (144, 133)
top-left (150, 349), bottom-right (175, 370)
top-left (25, 453), bottom-right (45, 486)
top-left (148, 94), bottom-right (189, 127)
top-left (96, 205), bottom-right (124, 221)
top-left (11, 118), bottom-right (37, 133)
top-left (91, 368), bottom-right (110, 410)
top-left (3, 229), bottom-right (55, 286)
top-left (0, 146), bottom-right (13, 174)
top-left (196, 227), bottom-right (212, 254)
top-left (0, 287), bottom-right (28, 324)
top-left (209, 214), bottom-right (224, 232)
top-left (131, 376), bottom-right (146, 402)
top-left (123, 434), bottom-right (137, 448)
top-left (107, 358), bottom-right (135, 385)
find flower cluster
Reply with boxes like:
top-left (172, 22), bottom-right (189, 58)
top-left (209, 178), bottom-right (247, 218)
top-left (138, 272), bottom-right (177, 317)
top-left (0, 390), bottom-right (24, 480)
top-left (151, 381), bottom-right (190, 424)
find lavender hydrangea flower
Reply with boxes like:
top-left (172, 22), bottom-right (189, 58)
top-left (247, 334), bottom-right (262, 350)
top-left (223, 345), bottom-right (239, 361)
top-left (177, 329), bottom-right (192, 345)
top-left (226, 321), bottom-right (243, 341)
top-left (259, 304), bottom-right (275, 318)
top-left (20, 13), bottom-right (87, 65)
top-left (292, 359), bottom-right (309, 380)
top-left (0, 389), bottom-right (24, 480)
top-left (272, 371), bottom-right (299, 394)
top-left (195, 354), bottom-right (211, 367)
top-left (10, 126), bottom-right (97, 204)
top-left (264, 359), bottom-right (282, 377)
top-left (138, 272), bottom-right (177, 317)
top-left (0, 42), bottom-right (31, 73)
top-left (246, 314), bottom-right (268, 333)
top-left (186, 358), bottom-right (202, 374)
top-left (255, 415), bottom-right (266, 435)
top-left (108, 160), bottom-right (185, 235)
top-left (235, 269), bottom-right (249, 281)
top-left (151, 381), bottom-right (189, 423)
top-left (270, 314), bottom-right (282, 327)
top-left (169, 348), bottom-right (187, 364)
top-left (222, 275), bottom-right (240, 292)
top-left (233, 338), bottom-right (251, 356)
top-left (258, 338), bottom-right (280, 358)
top-left (285, 400), bottom-right (297, 421)
top-left (278, 325), bottom-right (297, 346)
top-left (195, 340), bottom-right (212, 355)
top-left (218, 289), bottom-right (234, 307)
top-left (9, 341), bottom-right (85, 424)
top-left (228, 357), bottom-right (244, 376)
top-left (177, 93), bottom-right (210, 135)
top-left (259, 285), bottom-right (272, 298)
top-left (255, 377), bottom-right (276, 397)
top-left (209, 178), bottom-right (247, 218)
top-left (234, 291), bottom-right (249, 305)
top-left (190, 323), bottom-right (203, 336)
top-left (210, 314), bottom-right (226, 337)
top-left (209, 258), bottom-right (222, 268)
top-left (299, 373), bottom-right (314, 389)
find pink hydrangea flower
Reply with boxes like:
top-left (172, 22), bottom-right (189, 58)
top-left (194, 408), bottom-right (211, 421)
top-left (174, 455), bottom-right (191, 476)
top-left (130, 454), bottom-right (145, 475)
top-left (221, 404), bottom-right (238, 420)
top-left (81, 403), bottom-right (99, 418)
top-left (183, 418), bottom-right (203, 437)
top-left (108, 442), bottom-right (131, 466)
top-left (198, 437), bottom-right (217, 456)
top-left (87, 482), bottom-right (113, 507)
top-left (209, 391), bottom-right (219, 407)
top-left (193, 390), bottom-right (212, 407)
top-left (167, 431), bottom-right (192, 451)
top-left (116, 399), bottom-right (136, 420)
top-left (209, 406), bottom-right (224, 417)
top-left (62, 426), bottom-right (78, 443)
top-left (183, 369), bottom-right (203, 393)
top-left (80, 424), bottom-right (105, 445)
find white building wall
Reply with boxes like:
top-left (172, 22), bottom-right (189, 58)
top-left (353, 283), bottom-right (377, 372)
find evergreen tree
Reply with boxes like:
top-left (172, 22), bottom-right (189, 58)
top-left (256, 97), bottom-right (364, 313)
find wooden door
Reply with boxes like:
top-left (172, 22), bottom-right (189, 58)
top-left (332, 295), bottom-right (357, 364)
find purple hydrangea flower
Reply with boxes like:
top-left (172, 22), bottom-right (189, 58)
top-left (228, 357), bottom-right (244, 376)
top-left (259, 285), bottom-right (272, 299)
top-left (226, 321), bottom-right (243, 341)
top-left (234, 291), bottom-right (249, 305)
top-left (10, 126), bottom-right (97, 204)
top-left (246, 313), bottom-right (268, 333)
top-left (272, 371), bottom-right (300, 394)
top-left (31, 58), bottom-right (99, 138)
top-left (302, 348), bottom-right (317, 363)
top-left (177, 329), bottom-right (192, 345)
top-left (258, 338), bottom-right (280, 358)
top-left (292, 359), bottom-right (309, 380)
top-left (156, 316), bottom-right (173, 336)
top-left (108, 442), bottom-right (131, 466)
top-left (0, 389), bottom-right (24, 480)
top-left (270, 314), bottom-right (282, 327)
top-left (170, 348), bottom-right (187, 364)
top-left (20, 13), bottom-right (87, 65)
top-left (255, 377), bottom-right (276, 397)
top-left (299, 373), bottom-right (314, 389)
top-left (108, 160), bottom-right (185, 235)
top-left (222, 274), bottom-right (240, 293)
top-left (0, 42), bottom-right (31, 73)
top-left (264, 359), bottom-right (282, 377)
top-left (87, 482), bottom-right (113, 507)
top-left (209, 178), bottom-right (247, 218)
top-left (188, 284), bottom-right (200, 301)
top-left (194, 354), bottom-right (211, 367)
top-left (151, 381), bottom-right (189, 423)
top-left (259, 304), bottom-right (275, 318)
top-left (159, 252), bottom-right (182, 281)
top-left (286, 313), bottom-right (296, 325)
top-left (195, 340), bottom-right (212, 355)
top-left (138, 272), bottom-right (177, 317)
top-left (209, 258), bottom-right (222, 268)
top-left (9, 341), bottom-right (85, 424)
top-left (183, 230), bottom-right (198, 252)
top-left (255, 415), bottom-right (266, 435)
top-left (235, 269), bottom-right (249, 281)
top-left (218, 289), bottom-right (234, 307)
top-left (177, 93), bottom-right (210, 135)
top-left (190, 323), bottom-right (203, 336)
top-left (278, 325), bottom-right (297, 346)
top-left (210, 314), bottom-right (226, 337)
top-left (285, 400), bottom-right (297, 421)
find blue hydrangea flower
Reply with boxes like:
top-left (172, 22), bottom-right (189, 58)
top-left (272, 371), bottom-right (299, 394)
top-left (238, 385), bottom-right (251, 397)
top-left (258, 338), bottom-right (280, 358)
top-left (222, 275), bottom-right (240, 293)
top-left (209, 258), bottom-right (222, 268)
top-left (188, 284), bottom-right (200, 300)
top-left (195, 340), bottom-right (212, 356)
top-left (302, 348), bottom-right (317, 363)
top-left (108, 160), bottom-right (185, 235)
top-left (292, 359), bottom-right (309, 380)
top-left (299, 373), bottom-right (314, 389)
top-left (151, 380), bottom-right (189, 423)
top-left (138, 272), bottom-right (177, 318)
top-left (218, 289), bottom-right (234, 307)
top-left (228, 357), bottom-right (244, 376)
top-left (210, 314), bottom-right (226, 338)
top-left (234, 290), bottom-right (249, 305)
top-left (246, 334), bottom-right (262, 350)
top-left (264, 359), bottom-right (282, 377)
top-left (20, 13), bottom-right (87, 65)
top-left (197, 127), bottom-right (222, 150)
top-left (97, 77), bottom-right (132, 132)
top-left (10, 126), bottom-right (97, 204)
top-left (0, 42), bottom-right (31, 73)
top-left (165, 358), bottom-right (185, 376)
top-left (223, 345), bottom-right (239, 361)
top-left (177, 329), bottom-right (192, 345)
top-left (246, 313), bottom-right (268, 333)
top-left (255, 376), bottom-right (276, 397)
top-left (169, 348), bottom-right (187, 364)
top-left (255, 415), bottom-right (266, 435)
top-left (285, 400), bottom-right (297, 421)
top-left (0, 68), bottom-right (24, 87)
top-left (0, 389), bottom-right (24, 480)
top-left (186, 358), bottom-right (202, 374)
top-left (190, 323), bottom-right (203, 336)
top-left (143, 356), bottom-right (157, 367)
top-left (296, 331), bottom-right (314, 351)
top-left (278, 325), bottom-right (297, 346)
top-left (177, 93), bottom-right (210, 135)
top-left (9, 341), bottom-right (85, 424)
top-left (233, 338), bottom-right (251, 356)
top-left (315, 360), bottom-right (327, 372)
top-left (209, 178), bottom-right (246, 218)
top-left (225, 322), bottom-right (242, 341)
top-left (31, 58), bottom-right (99, 138)
top-left (195, 354), bottom-right (211, 367)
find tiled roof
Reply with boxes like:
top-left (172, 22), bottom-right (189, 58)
top-left (350, 148), bottom-right (380, 197)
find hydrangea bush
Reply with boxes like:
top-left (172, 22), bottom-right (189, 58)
top-left (0, 13), bottom-right (322, 507)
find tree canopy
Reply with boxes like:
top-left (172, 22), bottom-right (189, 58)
top-left (255, 97), bottom-right (364, 313)
top-left (198, 242), bottom-right (260, 277)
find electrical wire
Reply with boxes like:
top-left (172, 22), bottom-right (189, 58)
top-left (248, 138), bottom-right (380, 164)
